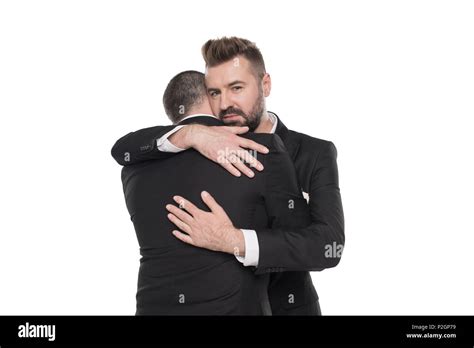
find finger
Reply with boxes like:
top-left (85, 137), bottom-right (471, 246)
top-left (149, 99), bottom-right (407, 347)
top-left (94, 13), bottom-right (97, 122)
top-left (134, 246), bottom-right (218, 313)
top-left (166, 204), bottom-right (194, 225)
top-left (234, 149), bottom-right (264, 171)
top-left (172, 230), bottom-right (195, 246)
top-left (228, 153), bottom-right (254, 178)
top-left (201, 191), bottom-right (226, 215)
top-left (222, 126), bottom-right (249, 135)
top-left (219, 161), bottom-right (242, 177)
top-left (167, 213), bottom-right (192, 234)
top-left (240, 138), bottom-right (269, 155)
top-left (173, 196), bottom-right (200, 217)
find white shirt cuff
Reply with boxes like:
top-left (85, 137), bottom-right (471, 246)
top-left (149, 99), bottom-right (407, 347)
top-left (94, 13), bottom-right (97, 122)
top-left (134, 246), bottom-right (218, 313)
top-left (156, 125), bottom-right (186, 153)
top-left (235, 229), bottom-right (259, 267)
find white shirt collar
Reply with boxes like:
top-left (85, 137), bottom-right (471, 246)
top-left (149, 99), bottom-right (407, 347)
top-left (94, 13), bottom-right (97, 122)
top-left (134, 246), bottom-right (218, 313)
top-left (179, 113), bottom-right (217, 122)
top-left (268, 112), bottom-right (278, 134)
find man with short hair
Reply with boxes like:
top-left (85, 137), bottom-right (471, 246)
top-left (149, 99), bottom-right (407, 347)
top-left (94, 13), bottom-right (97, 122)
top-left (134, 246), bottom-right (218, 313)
top-left (119, 69), bottom-right (311, 315)
top-left (112, 37), bottom-right (344, 315)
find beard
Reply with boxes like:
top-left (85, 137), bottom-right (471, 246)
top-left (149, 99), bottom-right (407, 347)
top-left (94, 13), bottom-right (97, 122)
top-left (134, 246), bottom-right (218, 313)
top-left (218, 90), bottom-right (265, 131)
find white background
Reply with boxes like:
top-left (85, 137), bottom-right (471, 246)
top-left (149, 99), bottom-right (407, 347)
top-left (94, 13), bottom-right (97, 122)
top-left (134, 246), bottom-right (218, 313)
top-left (0, 0), bottom-right (473, 315)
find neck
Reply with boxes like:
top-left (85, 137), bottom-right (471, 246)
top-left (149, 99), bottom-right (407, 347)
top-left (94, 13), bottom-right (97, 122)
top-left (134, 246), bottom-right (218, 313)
top-left (188, 110), bottom-right (213, 116)
top-left (254, 111), bottom-right (273, 133)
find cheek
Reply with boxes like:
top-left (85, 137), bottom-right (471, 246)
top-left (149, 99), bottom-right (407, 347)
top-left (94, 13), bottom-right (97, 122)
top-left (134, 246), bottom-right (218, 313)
top-left (209, 100), bottom-right (220, 114)
top-left (239, 92), bottom-right (258, 113)
top-left (231, 92), bottom-right (251, 111)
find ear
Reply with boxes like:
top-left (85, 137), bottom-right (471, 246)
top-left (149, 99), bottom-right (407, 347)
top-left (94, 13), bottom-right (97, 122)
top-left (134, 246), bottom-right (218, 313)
top-left (262, 73), bottom-right (271, 97)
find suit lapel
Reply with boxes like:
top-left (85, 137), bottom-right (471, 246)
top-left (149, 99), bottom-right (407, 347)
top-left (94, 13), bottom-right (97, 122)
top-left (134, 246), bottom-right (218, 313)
top-left (273, 113), bottom-right (300, 161)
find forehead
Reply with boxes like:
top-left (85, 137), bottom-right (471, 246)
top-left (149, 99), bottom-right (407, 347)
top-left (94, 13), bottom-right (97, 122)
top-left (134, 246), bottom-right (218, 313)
top-left (205, 56), bottom-right (255, 87)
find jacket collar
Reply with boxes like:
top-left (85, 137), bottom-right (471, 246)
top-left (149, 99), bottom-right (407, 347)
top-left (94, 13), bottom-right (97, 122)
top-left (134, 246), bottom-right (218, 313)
top-left (272, 112), bottom-right (300, 161)
top-left (177, 115), bottom-right (224, 127)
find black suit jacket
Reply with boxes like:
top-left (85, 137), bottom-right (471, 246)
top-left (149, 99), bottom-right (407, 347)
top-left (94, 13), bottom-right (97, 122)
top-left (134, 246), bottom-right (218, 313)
top-left (119, 116), bottom-right (311, 315)
top-left (112, 113), bottom-right (344, 315)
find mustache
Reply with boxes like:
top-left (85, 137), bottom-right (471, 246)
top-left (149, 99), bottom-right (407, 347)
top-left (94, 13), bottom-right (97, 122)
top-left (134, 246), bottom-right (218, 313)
top-left (219, 107), bottom-right (247, 119)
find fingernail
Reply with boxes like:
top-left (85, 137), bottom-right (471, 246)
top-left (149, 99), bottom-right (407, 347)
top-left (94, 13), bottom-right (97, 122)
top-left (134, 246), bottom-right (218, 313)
top-left (202, 191), bottom-right (208, 197)
top-left (248, 171), bottom-right (254, 178)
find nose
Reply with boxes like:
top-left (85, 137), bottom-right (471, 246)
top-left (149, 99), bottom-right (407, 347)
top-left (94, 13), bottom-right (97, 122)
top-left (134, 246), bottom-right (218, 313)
top-left (219, 90), bottom-right (231, 111)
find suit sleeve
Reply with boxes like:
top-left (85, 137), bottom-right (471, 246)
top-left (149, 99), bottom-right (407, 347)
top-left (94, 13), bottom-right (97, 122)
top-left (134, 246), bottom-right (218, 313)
top-left (256, 140), bottom-right (344, 274)
top-left (259, 135), bottom-right (312, 269)
top-left (111, 125), bottom-right (180, 166)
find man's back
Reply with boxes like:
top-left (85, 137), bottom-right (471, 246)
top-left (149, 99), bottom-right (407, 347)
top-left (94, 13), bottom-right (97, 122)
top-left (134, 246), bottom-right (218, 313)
top-left (121, 125), bottom-right (310, 315)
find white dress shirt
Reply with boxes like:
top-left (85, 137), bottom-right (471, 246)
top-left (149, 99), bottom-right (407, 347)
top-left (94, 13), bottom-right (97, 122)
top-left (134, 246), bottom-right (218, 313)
top-left (156, 112), bottom-right (278, 267)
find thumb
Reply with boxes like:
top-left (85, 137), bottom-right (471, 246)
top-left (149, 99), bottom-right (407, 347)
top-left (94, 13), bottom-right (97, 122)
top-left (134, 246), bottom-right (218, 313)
top-left (223, 126), bottom-right (249, 135)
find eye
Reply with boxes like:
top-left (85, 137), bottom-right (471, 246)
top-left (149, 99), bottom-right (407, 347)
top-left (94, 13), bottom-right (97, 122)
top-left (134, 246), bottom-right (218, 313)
top-left (209, 90), bottom-right (220, 98)
top-left (232, 86), bottom-right (243, 92)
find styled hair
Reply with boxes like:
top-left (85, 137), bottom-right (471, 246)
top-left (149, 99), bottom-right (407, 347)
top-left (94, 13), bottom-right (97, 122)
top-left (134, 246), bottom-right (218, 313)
top-left (162, 70), bottom-right (206, 123)
top-left (202, 37), bottom-right (266, 79)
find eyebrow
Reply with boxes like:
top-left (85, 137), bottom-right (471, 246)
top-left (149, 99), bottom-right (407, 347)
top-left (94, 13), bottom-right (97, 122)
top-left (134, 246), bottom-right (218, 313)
top-left (207, 87), bottom-right (220, 93)
top-left (207, 80), bottom-right (247, 93)
top-left (228, 80), bottom-right (246, 87)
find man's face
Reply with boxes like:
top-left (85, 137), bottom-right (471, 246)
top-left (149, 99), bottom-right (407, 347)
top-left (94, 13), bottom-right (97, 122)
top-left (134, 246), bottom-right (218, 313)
top-left (205, 56), bottom-right (269, 131)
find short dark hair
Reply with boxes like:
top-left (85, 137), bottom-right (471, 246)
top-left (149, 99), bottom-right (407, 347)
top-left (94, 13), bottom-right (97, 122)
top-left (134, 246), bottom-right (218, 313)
top-left (202, 37), bottom-right (266, 79)
top-left (162, 70), bottom-right (206, 123)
